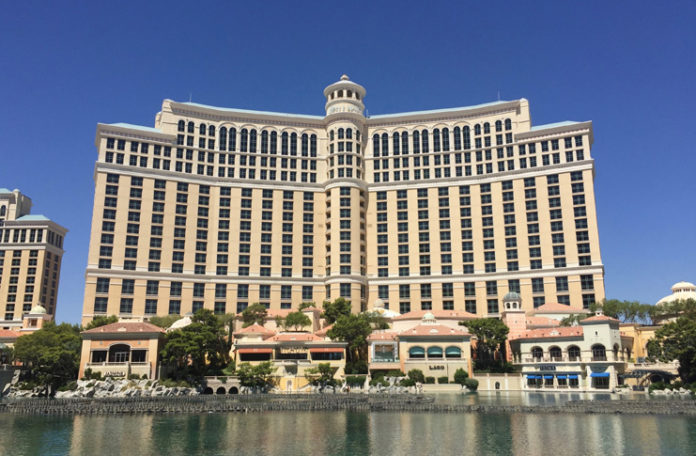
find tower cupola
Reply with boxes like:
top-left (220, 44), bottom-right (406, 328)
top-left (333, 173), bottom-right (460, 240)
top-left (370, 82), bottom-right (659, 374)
top-left (323, 75), bottom-right (366, 117)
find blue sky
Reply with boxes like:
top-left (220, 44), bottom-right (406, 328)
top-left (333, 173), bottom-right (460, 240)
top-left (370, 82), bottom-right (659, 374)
top-left (1, 1), bottom-right (694, 324)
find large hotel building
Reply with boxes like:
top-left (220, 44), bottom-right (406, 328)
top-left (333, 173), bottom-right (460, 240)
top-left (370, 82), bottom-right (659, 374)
top-left (82, 75), bottom-right (604, 324)
top-left (0, 189), bottom-right (67, 326)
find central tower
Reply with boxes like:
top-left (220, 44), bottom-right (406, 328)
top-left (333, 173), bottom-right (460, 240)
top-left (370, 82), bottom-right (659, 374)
top-left (323, 75), bottom-right (368, 312)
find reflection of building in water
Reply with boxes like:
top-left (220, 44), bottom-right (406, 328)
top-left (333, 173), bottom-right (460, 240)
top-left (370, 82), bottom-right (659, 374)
top-left (70, 415), bottom-right (155, 455)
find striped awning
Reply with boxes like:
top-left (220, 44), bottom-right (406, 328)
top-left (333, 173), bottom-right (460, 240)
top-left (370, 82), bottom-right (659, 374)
top-left (309, 347), bottom-right (344, 353)
top-left (237, 348), bottom-right (272, 354)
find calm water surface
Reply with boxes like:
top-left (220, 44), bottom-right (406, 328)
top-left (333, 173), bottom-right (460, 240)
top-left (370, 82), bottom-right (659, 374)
top-left (1, 393), bottom-right (695, 456)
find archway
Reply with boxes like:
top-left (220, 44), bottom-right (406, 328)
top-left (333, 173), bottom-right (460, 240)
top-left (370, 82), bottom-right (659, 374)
top-left (216, 387), bottom-right (226, 395)
top-left (228, 386), bottom-right (239, 394)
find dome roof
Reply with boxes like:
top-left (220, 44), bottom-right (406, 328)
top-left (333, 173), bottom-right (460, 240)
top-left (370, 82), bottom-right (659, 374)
top-left (422, 312), bottom-right (436, 324)
top-left (657, 280), bottom-right (696, 305)
top-left (374, 298), bottom-right (385, 309)
top-left (166, 316), bottom-right (191, 332)
top-left (503, 291), bottom-right (521, 301)
top-left (29, 304), bottom-right (46, 314)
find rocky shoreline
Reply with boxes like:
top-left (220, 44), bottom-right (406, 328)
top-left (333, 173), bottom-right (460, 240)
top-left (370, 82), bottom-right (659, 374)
top-left (1, 394), bottom-right (695, 416)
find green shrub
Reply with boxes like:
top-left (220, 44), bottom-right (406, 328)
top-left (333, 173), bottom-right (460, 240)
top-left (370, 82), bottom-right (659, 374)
top-left (219, 376), bottom-right (227, 384)
top-left (453, 368), bottom-right (469, 386)
top-left (345, 375), bottom-right (366, 387)
top-left (464, 378), bottom-right (479, 391)
top-left (128, 374), bottom-right (141, 380)
top-left (425, 377), bottom-right (436, 384)
top-left (369, 376), bottom-right (389, 387)
top-left (386, 370), bottom-right (405, 377)
top-left (345, 360), bottom-right (368, 375)
top-left (399, 378), bottom-right (416, 387)
top-left (407, 369), bottom-right (425, 383)
top-left (649, 381), bottom-right (667, 392)
top-left (57, 381), bottom-right (78, 392)
top-left (141, 374), bottom-right (148, 380)
top-left (437, 376), bottom-right (449, 384)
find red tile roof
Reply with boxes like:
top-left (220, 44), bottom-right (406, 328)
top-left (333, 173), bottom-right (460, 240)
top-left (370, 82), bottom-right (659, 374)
top-left (580, 315), bottom-right (620, 324)
top-left (399, 323), bottom-right (470, 338)
top-left (0, 329), bottom-right (20, 340)
top-left (82, 321), bottom-right (165, 335)
top-left (234, 324), bottom-right (276, 337)
top-left (533, 302), bottom-right (587, 314)
top-left (367, 331), bottom-right (398, 342)
top-left (510, 326), bottom-right (584, 341)
top-left (270, 332), bottom-right (322, 342)
top-left (393, 310), bottom-right (477, 321)
top-left (526, 316), bottom-right (561, 328)
top-left (314, 324), bottom-right (333, 337)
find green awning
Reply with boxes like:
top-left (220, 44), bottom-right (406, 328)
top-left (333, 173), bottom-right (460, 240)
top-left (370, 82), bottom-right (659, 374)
top-left (427, 346), bottom-right (443, 357)
top-left (445, 346), bottom-right (461, 357)
top-left (409, 347), bottom-right (425, 356)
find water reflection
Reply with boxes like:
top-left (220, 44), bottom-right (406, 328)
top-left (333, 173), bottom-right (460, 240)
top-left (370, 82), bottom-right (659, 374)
top-left (0, 398), bottom-right (695, 455)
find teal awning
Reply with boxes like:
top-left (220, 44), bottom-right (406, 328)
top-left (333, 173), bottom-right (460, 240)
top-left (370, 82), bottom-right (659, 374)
top-left (590, 372), bottom-right (610, 378)
top-left (445, 346), bottom-right (461, 357)
top-left (409, 347), bottom-right (425, 356)
top-left (427, 346), bottom-right (443, 357)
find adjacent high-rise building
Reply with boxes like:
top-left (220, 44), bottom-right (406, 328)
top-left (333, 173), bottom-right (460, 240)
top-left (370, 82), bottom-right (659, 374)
top-left (82, 75), bottom-right (604, 325)
top-left (0, 189), bottom-right (67, 326)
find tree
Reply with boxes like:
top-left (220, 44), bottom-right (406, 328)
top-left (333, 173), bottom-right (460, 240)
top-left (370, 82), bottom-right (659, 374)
top-left (241, 303), bottom-right (268, 328)
top-left (559, 314), bottom-right (588, 327)
top-left (407, 369), bottom-right (425, 383)
top-left (460, 318), bottom-right (509, 371)
top-left (236, 362), bottom-right (276, 390)
top-left (149, 314), bottom-right (183, 329)
top-left (327, 313), bottom-right (373, 373)
top-left (647, 316), bottom-right (696, 383)
top-left (84, 315), bottom-right (118, 330)
top-left (298, 302), bottom-right (315, 310)
top-left (453, 368), bottom-right (469, 386)
top-left (322, 297), bottom-right (352, 325)
top-left (278, 311), bottom-right (312, 331)
top-left (159, 309), bottom-right (229, 380)
top-left (12, 322), bottom-right (81, 395)
top-left (305, 362), bottom-right (338, 389)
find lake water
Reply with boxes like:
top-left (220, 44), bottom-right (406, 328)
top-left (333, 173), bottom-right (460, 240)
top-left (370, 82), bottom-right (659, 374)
top-left (1, 393), bottom-right (695, 455)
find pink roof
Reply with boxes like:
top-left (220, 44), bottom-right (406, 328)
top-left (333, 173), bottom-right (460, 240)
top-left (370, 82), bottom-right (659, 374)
top-left (581, 314), bottom-right (620, 324)
top-left (510, 326), bottom-right (583, 341)
top-left (393, 310), bottom-right (477, 321)
top-left (82, 321), bottom-right (165, 335)
top-left (399, 323), bottom-right (470, 338)
top-left (234, 324), bottom-right (276, 337)
top-left (300, 306), bottom-right (322, 313)
top-left (314, 324), bottom-right (333, 337)
top-left (526, 316), bottom-right (560, 328)
top-left (270, 332), bottom-right (322, 342)
top-left (0, 329), bottom-right (20, 340)
top-left (367, 331), bottom-right (398, 342)
top-left (534, 302), bottom-right (587, 314)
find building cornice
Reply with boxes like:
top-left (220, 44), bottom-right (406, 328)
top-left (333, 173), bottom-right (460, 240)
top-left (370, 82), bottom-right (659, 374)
top-left (516, 121), bottom-right (593, 145)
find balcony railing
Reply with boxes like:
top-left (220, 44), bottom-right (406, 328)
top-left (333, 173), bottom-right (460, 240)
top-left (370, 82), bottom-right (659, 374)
top-left (372, 357), bottom-right (399, 363)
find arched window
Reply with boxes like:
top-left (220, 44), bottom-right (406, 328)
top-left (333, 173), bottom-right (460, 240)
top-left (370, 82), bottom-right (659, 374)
top-left (346, 128), bottom-right (352, 139)
top-left (592, 344), bottom-right (606, 361)
top-left (381, 133), bottom-right (389, 157)
top-left (219, 127), bottom-right (227, 151)
top-left (270, 131), bottom-right (277, 154)
top-left (401, 131), bottom-right (409, 154)
top-left (281, 132), bottom-right (289, 155)
top-left (442, 128), bottom-right (450, 151)
top-left (199, 123), bottom-right (206, 135)
top-left (463, 126), bottom-right (471, 149)
top-left (409, 346), bottom-right (425, 359)
top-left (290, 133), bottom-right (297, 156)
top-left (549, 346), bottom-right (562, 361)
top-left (187, 121), bottom-right (194, 133)
top-left (483, 122), bottom-right (490, 134)
top-left (613, 344), bottom-right (619, 360)
top-left (338, 128), bottom-right (344, 139)
top-left (531, 346), bottom-right (543, 361)
top-left (453, 127), bottom-right (461, 150)
top-left (495, 120), bottom-right (502, 132)
top-left (228, 128), bottom-right (236, 151)
top-left (372, 134), bottom-right (380, 157)
top-left (0, 206), bottom-right (6, 217)
top-left (347, 90), bottom-right (352, 98)
top-left (474, 124), bottom-right (481, 136)
top-left (413, 131), bottom-right (420, 153)
top-left (310, 134), bottom-right (317, 157)
top-left (108, 343), bottom-right (131, 363)
top-left (177, 120), bottom-right (185, 132)
top-left (337, 90), bottom-right (343, 98)
top-left (261, 130), bottom-right (268, 153)
top-left (240, 129), bottom-right (248, 152)
top-left (568, 345), bottom-right (581, 361)
top-left (301, 134), bottom-right (309, 156)
top-left (427, 346), bottom-right (443, 358)
top-left (249, 130), bottom-right (257, 153)
top-left (209, 125), bottom-right (215, 136)
top-left (445, 346), bottom-right (461, 358)
top-left (421, 130), bottom-right (429, 153)
top-left (505, 118), bottom-right (512, 130)
top-left (330, 130), bottom-right (334, 141)
top-left (433, 129), bottom-right (441, 152)
top-left (392, 132), bottom-right (400, 155)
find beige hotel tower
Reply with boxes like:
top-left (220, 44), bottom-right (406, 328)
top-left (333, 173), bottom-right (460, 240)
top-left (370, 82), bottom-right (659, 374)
top-left (0, 189), bottom-right (67, 326)
top-left (81, 75), bottom-right (604, 324)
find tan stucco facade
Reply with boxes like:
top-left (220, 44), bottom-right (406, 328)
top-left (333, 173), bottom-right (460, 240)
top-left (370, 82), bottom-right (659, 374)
top-left (82, 76), bottom-right (604, 325)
